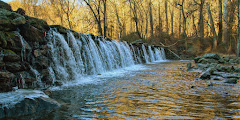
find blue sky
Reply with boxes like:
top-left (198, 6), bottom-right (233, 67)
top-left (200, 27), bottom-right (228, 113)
top-left (2, 0), bottom-right (13, 3)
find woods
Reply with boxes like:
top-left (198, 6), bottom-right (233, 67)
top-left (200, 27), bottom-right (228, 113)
top-left (8, 0), bottom-right (240, 56)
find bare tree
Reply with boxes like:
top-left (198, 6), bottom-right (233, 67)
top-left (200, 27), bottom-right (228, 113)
top-left (223, 0), bottom-right (228, 44)
top-left (83, 0), bottom-right (103, 36)
top-left (237, 0), bottom-right (240, 57)
top-left (206, 2), bottom-right (217, 50)
top-left (218, 0), bottom-right (223, 43)
top-left (149, 0), bottom-right (154, 43)
top-left (165, 0), bottom-right (169, 34)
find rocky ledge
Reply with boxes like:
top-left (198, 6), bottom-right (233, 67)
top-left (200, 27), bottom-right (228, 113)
top-left (188, 53), bottom-right (240, 84)
top-left (0, 89), bottom-right (60, 119)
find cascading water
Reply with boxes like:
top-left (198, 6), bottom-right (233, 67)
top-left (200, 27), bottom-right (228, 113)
top-left (46, 29), bottom-right (166, 84)
top-left (142, 44), bottom-right (150, 63)
top-left (148, 46), bottom-right (155, 62)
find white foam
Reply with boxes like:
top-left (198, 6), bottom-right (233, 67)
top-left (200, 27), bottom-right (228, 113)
top-left (0, 89), bottom-right (49, 108)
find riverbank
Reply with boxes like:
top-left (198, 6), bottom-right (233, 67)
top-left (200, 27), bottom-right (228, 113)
top-left (188, 53), bottom-right (240, 85)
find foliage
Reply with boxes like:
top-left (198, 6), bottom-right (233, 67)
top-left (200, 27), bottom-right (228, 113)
top-left (7, 0), bottom-right (240, 56)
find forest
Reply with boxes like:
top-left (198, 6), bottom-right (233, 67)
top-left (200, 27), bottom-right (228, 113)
top-left (8, 0), bottom-right (240, 58)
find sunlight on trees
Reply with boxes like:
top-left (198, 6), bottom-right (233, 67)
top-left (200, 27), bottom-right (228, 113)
top-left (8, 0), bottom-right (240, 55)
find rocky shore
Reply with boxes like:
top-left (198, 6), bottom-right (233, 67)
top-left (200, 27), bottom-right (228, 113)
top-left (188, 53), bottom-right (240, 84)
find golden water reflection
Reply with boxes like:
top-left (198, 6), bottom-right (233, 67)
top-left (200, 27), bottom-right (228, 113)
top-left (92, 61), bottom-right (240, 119)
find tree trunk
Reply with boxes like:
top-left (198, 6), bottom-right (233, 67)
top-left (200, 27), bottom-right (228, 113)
top-left (179, 9), bottom-right (182, 38)
top-left (237, 0), bottom-right (240, 57)
top-left (223, 0), bottom-right (228, 44)
top-left (181, 0), bottom-right (187, 38)
top-left (228, 0), bottom-right (237, 52)
top-left (206, 3), bottom-right (217, 50)
top-left (171, 7), bottom-right (174, 37)
top-left (192, 15), bottom-right (197, 36)
top-left (149, 0), bottom-right (154, 43)
top-left (165, 0), bottom-right (169, 34)
top-left (218, 0), bottom-right (223, 43)
top-left (199, 0), bottom-right (205, 41)
top-left (158, 1), bottom-right (162, 42)
top-left (103, 0), bottom-right (107, 37)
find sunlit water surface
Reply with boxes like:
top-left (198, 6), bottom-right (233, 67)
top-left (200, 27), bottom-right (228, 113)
top-left (41, 61), bottom-right (240, 119)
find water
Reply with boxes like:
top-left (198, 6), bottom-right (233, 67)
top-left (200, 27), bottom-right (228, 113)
top-left (39, 61), bottom-right (240, 120)
top-left (47, 29), bottom-right (166, 85)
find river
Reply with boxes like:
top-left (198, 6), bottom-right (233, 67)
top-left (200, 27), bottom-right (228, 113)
top-left (40, 61), bottom-right (240, 119)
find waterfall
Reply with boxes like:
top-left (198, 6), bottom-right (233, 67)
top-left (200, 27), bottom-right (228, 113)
top-left (46, 29), bottom-right (167, 84)
top-left (148, 46), bottom-right (155, 62)
top-left (14, 31), bottom-right (31, 62)
top-left (30, 66), bottom-right (43, 88)
top-left (154, 48), bottom-right (166, 61)
top-left (142, 44), bottom-right (150, 63)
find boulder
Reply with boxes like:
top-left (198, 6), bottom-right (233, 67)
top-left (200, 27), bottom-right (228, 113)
top-left (35, 56), bottom-right (49, 69)
top-left (200, 67), bottom-right (215, 80)
top-left (0, 31), bottom-right (23, 52)
top-left (202, 53), bottom-right (221, 60)
top-left (3, 50), bottom-right (21, 62)
top-left (0, 71), bottom-right (15, 92)
top-left (0, 9), bottom-right (26, 31)
top-left (19, 23), bottom-right (46, 43)
top-left (5, 62), bottom-right (23, 73)
top-left (0, 90), bottom-right (60, 119)
top-left (0, 1), bottom-right (12, 11)
top-left (224, 78), bottom-right (238, 84)
top-left (24, 16), bottom-right (49, 31)
top-left (50, 25), bottom-right (68, 34)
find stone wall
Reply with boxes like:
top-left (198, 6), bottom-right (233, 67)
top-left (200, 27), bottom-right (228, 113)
top-left (0, 2), bottom-right (50, 92)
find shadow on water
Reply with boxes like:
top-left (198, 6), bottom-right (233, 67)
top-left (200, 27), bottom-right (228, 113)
top-left (40, 61), bottom-right (240, 120)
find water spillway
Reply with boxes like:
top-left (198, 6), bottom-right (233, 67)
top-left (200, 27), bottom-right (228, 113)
top-left (46, 29), bottom-right (166, 85)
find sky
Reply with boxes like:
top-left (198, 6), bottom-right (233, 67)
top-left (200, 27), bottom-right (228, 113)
top-left (2, 0), bottom-right (13, 3)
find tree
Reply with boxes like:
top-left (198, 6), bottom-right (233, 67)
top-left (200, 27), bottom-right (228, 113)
top-left (206, 2), bottom-right (217, 50)
top-left (165, 0), bottom-right (169, 34)
top-left (237, 0), bottom-right (240, 57)
top-left (83, 0), bottom-right (103, 36)
top-left (223, 0), bottom-right (228, 44)
top-left (149, 0), bottom-right (154, 43)
top-left (218, 0), bottom-right (223, 43)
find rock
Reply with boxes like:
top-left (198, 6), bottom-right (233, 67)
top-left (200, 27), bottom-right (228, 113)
top-left (5, 62), bottom-right (22, 73)
top-left (0, 71), bottom-right (15, 79)
top-left (24, 16), bottom-right (49, 31)
top-left (50, 25), bottom-right (68, 34)
top-left (197, 58), bottom-right (218, 64)
top-left (19, 23), bottom-right (46, 43)
top-left (212, 76), bottom-right (223, 81)
top-left (186, 62), bottom-right (194, 71)
top-left (35, 56), bottom-right (49, 69)
top-left (194, 56), bottom-right (201, 63)
top-left (0, 71), bottom-right (15, 92)
top-left (16, 8), bottom-right (25, 16)
top-left (0, 1), bottom-right (12, 11)
top-left (0, 9), bottom-right (26, 31)
top-left (41, 69), bottom-right (53, 85)
top-left (203, 53), bottom-right (221, 60)
top-left (34, 49), bottom-right (42, 57)
top-left (197, 63), bottom-right (209, 70)
top-left (224, 78), bottom-right (238, 84)
top-left (0, 31), bottom-right (23, 52)
top-left (0, 90), bottom-right (60, 119)
top-left (3, 50), bottom-right (21, 62)
top-left (208, 82), bottom-right (213, 87)
top-left (200, 67), bottom-right (215, 80)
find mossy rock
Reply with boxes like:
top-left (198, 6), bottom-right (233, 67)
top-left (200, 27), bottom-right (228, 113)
top-left (24, 16), bottom-right (49, 31)
top-left (0, 1), bottom-right (12, 11)
top-left (0, 9), bottom-right (26, 31)
top-left (0, 31), bottom-right (22, 52)
top-left (50, 25), bottom-right (68, 34)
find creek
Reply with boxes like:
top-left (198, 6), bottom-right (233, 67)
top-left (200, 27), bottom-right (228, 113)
top-left (39, 61), bottom-right (240, 119)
